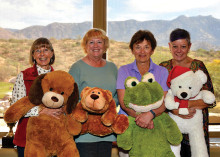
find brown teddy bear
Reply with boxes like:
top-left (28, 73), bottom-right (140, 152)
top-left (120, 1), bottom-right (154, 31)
top-left (4, 70), bottom-right (81, 157)
top-left (72, 87), bottom-right (129, 136)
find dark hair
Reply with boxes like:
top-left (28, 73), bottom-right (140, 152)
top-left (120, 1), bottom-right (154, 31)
top-left (129, 30), bottom-right (157, 51)
top-left (170, 28), bottom-right (191, 45)
top-left (30, 37), bottom-right (55, 65)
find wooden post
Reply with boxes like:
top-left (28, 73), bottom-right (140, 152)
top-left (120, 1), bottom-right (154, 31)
top-left (93, 0), bottom-right (107, 59)
top-left (93, 0), bottom-right (107, 32)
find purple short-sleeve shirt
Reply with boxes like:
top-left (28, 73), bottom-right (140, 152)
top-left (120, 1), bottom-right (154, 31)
top-left (116, 58), bottom-right (169, 115)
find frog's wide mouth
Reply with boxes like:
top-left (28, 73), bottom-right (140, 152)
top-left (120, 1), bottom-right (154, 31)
top-left (128, 96), bottom-right (164, 113)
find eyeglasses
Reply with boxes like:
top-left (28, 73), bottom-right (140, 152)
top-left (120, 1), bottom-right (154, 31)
top-left (34, 48), bottom-right (51, 55)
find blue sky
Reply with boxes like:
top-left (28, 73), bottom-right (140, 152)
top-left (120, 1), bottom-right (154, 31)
top-left (0, 0), bottom-right (220, 29)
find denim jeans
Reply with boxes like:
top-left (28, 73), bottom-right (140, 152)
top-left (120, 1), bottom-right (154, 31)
top-left (17, 146), bottom-right (25, 157)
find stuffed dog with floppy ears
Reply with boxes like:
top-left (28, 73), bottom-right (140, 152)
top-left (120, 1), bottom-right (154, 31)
top-left (165, 66), bottom-right (216, 157)
top-left (4, 70), bottom-right (82, 157)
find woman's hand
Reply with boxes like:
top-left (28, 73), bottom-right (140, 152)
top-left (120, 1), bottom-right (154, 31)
top-left (39, 107), bottom-right (64, 119)
top-left (135, 112), bottom-right (154, 129)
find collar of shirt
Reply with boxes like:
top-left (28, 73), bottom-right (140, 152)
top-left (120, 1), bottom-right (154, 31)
top-left (132, 58), bottom-right (155, 74)
top-left (36, 64), bottom-right (51, 75)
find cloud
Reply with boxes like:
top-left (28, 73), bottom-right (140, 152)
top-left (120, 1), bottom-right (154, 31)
top-left (0, 0), bottom-right (92, 29)
top-left (107, 0), bottom-right (220, 21)
top-left (0, 0), bottom-right (220, 29)
top-left (126, 0), bottom-right (220, 13)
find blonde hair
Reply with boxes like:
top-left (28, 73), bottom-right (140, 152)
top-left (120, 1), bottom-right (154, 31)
top-left (81, 28), bottom-right (109, 54)
top-left (29, 37), bottom-right (55, 65)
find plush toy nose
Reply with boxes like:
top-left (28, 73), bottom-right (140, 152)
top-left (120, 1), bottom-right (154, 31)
top-left (91, 94), bottom-right (99, 100)
top-left (51, 96), bottom-right (59, 102)
top-left (180, 92), bottom-right (188, 98)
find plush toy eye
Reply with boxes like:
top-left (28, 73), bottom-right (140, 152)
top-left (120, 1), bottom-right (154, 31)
top-left (50, 88), bottom-right (53, 91)
top-left (179, 86), bottom-right (182, 88)
top-left (98, 92), bottom-right (100, 94)
top-left (189, 87), bottom-right (192, 89)
top-left (125, 78), bottom-right (140, 88)
top-left (148, 78), bottom-right (153, 83)
top-left (61, 92), bottom-right (64, 95)
top-left (142, 72), bottom-right (155, 83)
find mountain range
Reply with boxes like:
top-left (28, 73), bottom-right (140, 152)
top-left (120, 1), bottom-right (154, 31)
top-left (0, 15), bottom-right (220, 50)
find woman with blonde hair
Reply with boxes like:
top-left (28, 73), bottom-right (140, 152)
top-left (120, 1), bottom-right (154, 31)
top-left (69, 28), bottom-right (118, 157)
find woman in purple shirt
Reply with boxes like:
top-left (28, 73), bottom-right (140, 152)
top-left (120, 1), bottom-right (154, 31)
top-left (117, 30), bottom-right (169, 127)
top-left (116, 30), bottom-right (169, 156)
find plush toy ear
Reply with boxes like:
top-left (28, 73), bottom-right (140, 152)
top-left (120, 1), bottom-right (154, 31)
top-left (80, 86), bottom-right (91, 98)
top-left (104, 89), bottom-right (113, 103)
top-left (29, 74), bottom-right (46, 105)
top-left (195, 70), bottom-right (207, 84)
top-left (66, 83), bottom-right (79, 114)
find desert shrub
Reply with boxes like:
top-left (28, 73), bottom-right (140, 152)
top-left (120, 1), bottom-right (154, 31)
top-left (0, 82), bottom-right (14, 99)
top-left (0, 65), bottom-right (14, 81)
top-left (206, 60), bottom-right (220, 102)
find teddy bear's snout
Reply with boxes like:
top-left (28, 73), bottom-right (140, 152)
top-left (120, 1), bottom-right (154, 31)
top-left (180, 92), bottom-right (188, 98)
top-left (90, 94), bottom-right (99, 100)
top-left (51, 96), bottom-right (59, 102)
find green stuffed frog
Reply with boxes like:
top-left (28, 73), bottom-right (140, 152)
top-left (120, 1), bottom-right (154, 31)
top-left (117, 72), bottom-right (182, 157)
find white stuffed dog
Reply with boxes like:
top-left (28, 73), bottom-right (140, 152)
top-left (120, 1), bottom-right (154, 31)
top-left (165, 66), bottom-right (215, 157)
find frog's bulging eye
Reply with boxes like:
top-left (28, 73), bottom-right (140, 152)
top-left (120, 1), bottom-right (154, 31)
top-left (126, 78), bottom-right (140, 88)
top-left (142, 73), bottom-right (155, 83)
top-left (131, 81), bottom-right (137, 86)
top-left (148, 78), bottom-right (153, 83)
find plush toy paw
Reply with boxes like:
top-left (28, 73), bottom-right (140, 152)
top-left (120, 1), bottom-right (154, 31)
top-left (117, 121), bottom-right (133, 151)
top-left (101, 112), bottom-right (116, 126)
top-left (112, 114), bottom-right (129, 134)
top-left (201, 90), bottom-right (216, 104)
top-left (165, 90), bottom-right (180, 110)
top-left (179, 108), bottom-right (189, 115)
top-left (117, 135), bottom-right (132, 150)
top-left (72, 103), bottom-right (88, 123)
top-left (66, 114), bottom-right (82, 136)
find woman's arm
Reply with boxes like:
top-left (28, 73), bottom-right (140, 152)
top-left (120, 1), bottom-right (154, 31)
top-left (198, 61), bottom-right (216, 108)
top-left (11, 72), bottom-right (26, 104)
top-left (39, 107), bottom-right (64, 119)
top-left (117, 89), bottom-right (137, 117)
top-left (188, 99), bottom-right (209, 109)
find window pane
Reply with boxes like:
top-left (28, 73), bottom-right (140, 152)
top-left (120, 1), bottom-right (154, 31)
top-left (107, 0), bottom-right (220, 122)
top-left (0, 0), bottom-right (92, 132)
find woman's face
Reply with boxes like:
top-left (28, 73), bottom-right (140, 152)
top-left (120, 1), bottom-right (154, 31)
top-left (86, 37), bottom-right (105, 58)
top-left (33, 47), bottom-right (53, 69)
top-left (169, 39), bottom-right (191, 62)
top-left (132, 39), bottom-right (154, 64)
